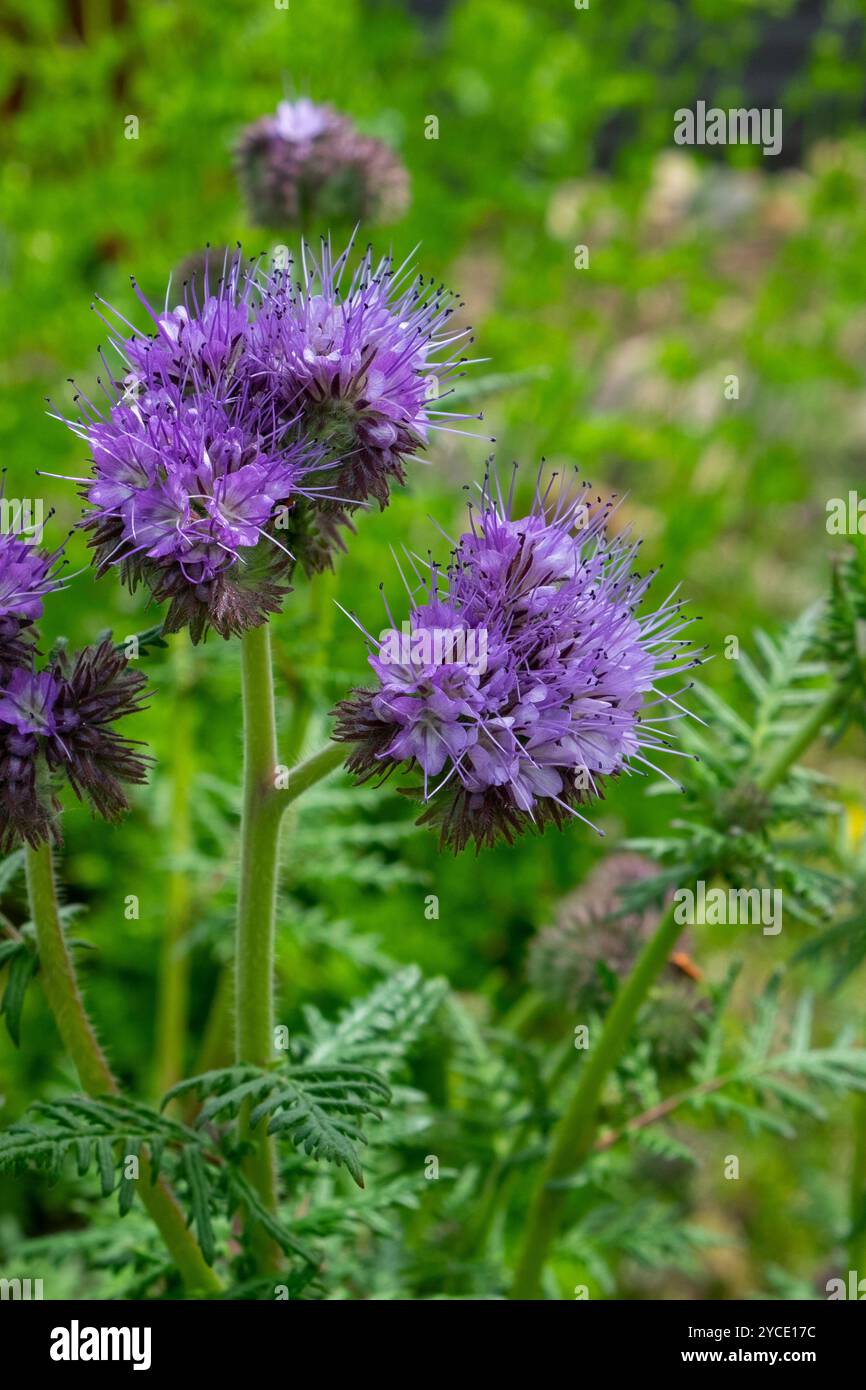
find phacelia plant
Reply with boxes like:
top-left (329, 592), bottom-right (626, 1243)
top-left (5, 92), bottom-right (866, 1315)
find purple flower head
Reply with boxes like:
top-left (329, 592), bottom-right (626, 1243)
top-left (57, 239), bottom-right (478, 618)
top-left (235, 99), bottom-right (410, 229)
top-left (250, 238), bottom-right (474, 512)
top-left (333, 468), bottom-right (701, 851)
top-left (0, 523), bottom-right (65, 677)
top-left (75, 389), bottom-right (318, 641)
top-left (55, 255), bottom-right (333, 641)
top-left (0, 640), bottom-right (149, 852)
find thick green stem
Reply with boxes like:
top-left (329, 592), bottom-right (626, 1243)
top-left (232, 716), bottom-right (345, 1267)
top-left (235, 624), bottom-right (285, 1271)
top-left (154, 640), bottom-right (194, 1099)
top-left (25, 840), bottom-right (221, 1296)
top-left (510, 902), bottom-right (683, 1298)
top-left (195, 739), bottom-right (344, 1131)
top-left (511, 675), bottom-right (850, 1299)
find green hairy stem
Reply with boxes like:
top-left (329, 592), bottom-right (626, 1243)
top-left (154, 639), bottom-right (195, 1098)
top-left (510, 902), bottom-right (683, 1299)
top-left (25, 840), bottom-right (221, 1297)
top-left (234, 627), bottom-right (346, 1272)
top-left (235, 624), bottom-right (284, 1271)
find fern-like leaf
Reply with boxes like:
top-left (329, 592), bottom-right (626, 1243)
top-left (0, 1095), bottom-right (207, 1212)
top-left (166, 1063), bottom-right (391, 1188)
top-left (300, 965), bottom-right (447, 1074)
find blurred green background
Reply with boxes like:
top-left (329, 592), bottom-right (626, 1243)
top-left (2, 0), bottom-right (866, 1298)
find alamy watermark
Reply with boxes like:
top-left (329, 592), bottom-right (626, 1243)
top-left (50, 1320), bottom-right (151, 1371)
top-left (0, 1276), bottom-right (43, 1299)
top-left (826, 1270), bottom-right (866, 1299)
top-left (674, 101), bottom-right (782, 158)
top-left (826, 492), bottom-right (866, 535)
top-left (378, 622), bottom-right (488, 676)
top-left (673, 880), bottom-right (782, 935)
top-left (0, 496), bottom-right (44, 544)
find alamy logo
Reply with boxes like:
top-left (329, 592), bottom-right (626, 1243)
top-left (50, 1320), bottom-right (152, 1371)
top-left (826, 492), bottom-right (866, 535)
top-left (674, 101), bottom-right (782, 157)
top-left (0, 496), bottom-right (44, 544)
top-left (673, 880), bottom-right (782, 935)
top-left (826, 1270), bottom-right (866, 1299)
top-left (378, 622), bottom-right (488, 675)
top-left (0, 1277), bottom-right (43, 1299)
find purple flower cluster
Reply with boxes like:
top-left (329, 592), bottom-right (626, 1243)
top-left (0, 531), bottom-right (148, 852)
top-left (235, 98), bottom-right (410, 230)
top-left (0, 525), bottom-right (63, 679)
top-left (58, 241), bottom-right (470, 641)
top-left (333, 471), bottom-right (700, 851)
top-left (58, 256), bottom-right (312, 642)
top-left (250, 241), bottom-right (471, 509)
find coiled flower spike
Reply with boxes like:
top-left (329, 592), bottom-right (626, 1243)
top-left (0, 634), bottom-right (150, 854)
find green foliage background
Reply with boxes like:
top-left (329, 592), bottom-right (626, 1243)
top-left (2, 0), bottom-right (866, 1298)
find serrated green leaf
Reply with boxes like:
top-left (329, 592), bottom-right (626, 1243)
top-left (96, 1138), bottom-right (115, 1197)
top-left (182, 1147), bottom-right (215, 1265)
top-left (226, 1169), bottom-right (318, 1266)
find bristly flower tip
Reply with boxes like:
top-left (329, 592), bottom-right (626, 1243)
top-left (249, 236), bottom-right (476, 513)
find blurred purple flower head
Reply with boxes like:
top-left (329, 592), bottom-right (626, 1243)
top-left (235, 98), bottom-right (410, 229)
top-left (333, 468), bottom-right (700, 851)
top-left (0, 639), bottom-right (149, 852)
top-left (251, 239), bottom-right (473, 511)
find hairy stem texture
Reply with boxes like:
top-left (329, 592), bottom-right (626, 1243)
top-left (25, 840), bottom-right (221, 1296)
top-left (235, 624), bottom-right (284, 1272)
